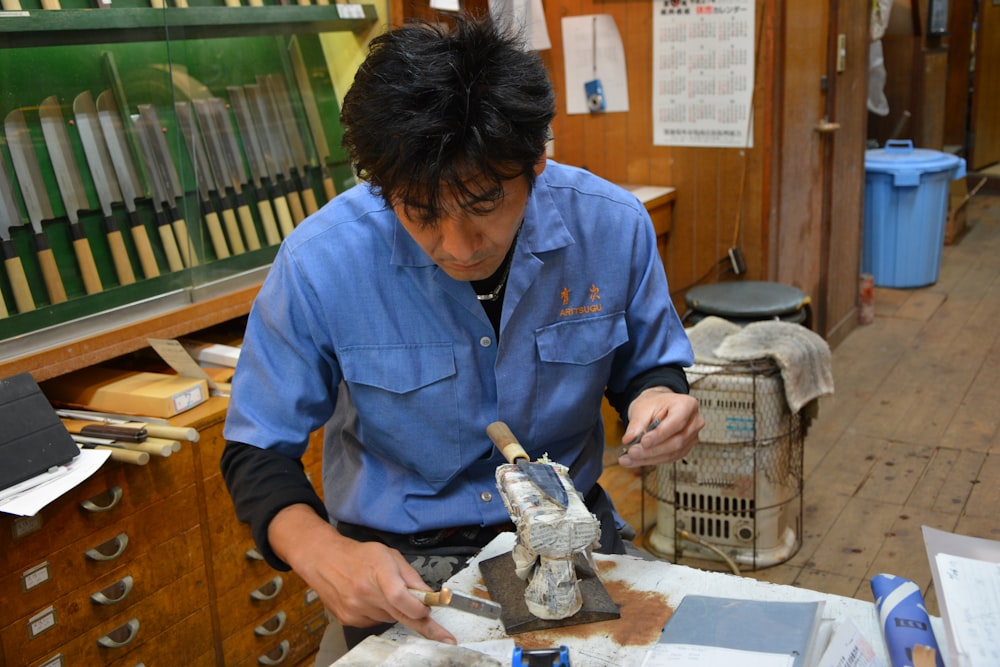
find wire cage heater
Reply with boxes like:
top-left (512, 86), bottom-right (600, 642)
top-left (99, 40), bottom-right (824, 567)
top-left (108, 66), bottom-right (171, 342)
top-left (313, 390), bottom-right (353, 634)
top-left (644, 359), bottom-right (805, 570)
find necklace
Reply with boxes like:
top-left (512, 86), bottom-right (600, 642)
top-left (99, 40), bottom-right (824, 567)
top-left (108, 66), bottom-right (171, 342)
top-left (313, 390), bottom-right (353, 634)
top-left (474, 223), bottom-right (522, 302)
top-left (475, 253), bottom-right (513, 301)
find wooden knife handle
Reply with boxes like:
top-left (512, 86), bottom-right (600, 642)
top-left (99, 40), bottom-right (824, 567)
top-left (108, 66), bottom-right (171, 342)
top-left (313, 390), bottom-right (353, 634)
top-left (156, 218), bottom-right (185, 272)
top-left (169, 208), bottom-right (199, 267)
top-left (72, 231), bottom-right (103, 295)
top-left (4, 244), bottom-right (35, 313)
top-left (202, 205), bottom-right (231, 259)
top-left (285, 185), bottom-right (306, 226)
top-left (128, 216), bottom-right (160, 279)
top-left (254, 192), bottom-right (282, 246)
top-left (321, 172), bottom-right (336, 202)
top-left (106, 226), bottom-right (137, 285)
top-left (486, 421), bottom-right (530, 463)
top-left (144, 424), bottom-right (198, 442)
top-left (408, 588), bottom-right (449, 607)
top-left (272, 192), bottom-right (295, 238)
top-left (220, 205), bottom-right (246, 254)
top-left (236, 197), bottom-right (261, 251)
top-left (301, 183), bottom-right (319, 216)
top-left (93, 444), bottom-right (149, 466)
top-left (34, 235), bottom-right (68, 304)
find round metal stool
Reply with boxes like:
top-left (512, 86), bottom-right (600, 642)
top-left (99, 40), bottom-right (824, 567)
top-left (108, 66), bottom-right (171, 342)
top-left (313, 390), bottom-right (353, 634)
top-left (683, 281), bottom-right (811, 326)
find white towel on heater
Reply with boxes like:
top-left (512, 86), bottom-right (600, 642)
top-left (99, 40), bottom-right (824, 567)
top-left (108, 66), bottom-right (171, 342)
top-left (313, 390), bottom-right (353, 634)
top-left (686, 316), bottom-right (835, 413)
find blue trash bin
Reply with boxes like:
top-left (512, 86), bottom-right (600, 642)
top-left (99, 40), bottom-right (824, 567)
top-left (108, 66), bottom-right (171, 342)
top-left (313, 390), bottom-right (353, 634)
top-left (863, 140), bottom-right (966, 288)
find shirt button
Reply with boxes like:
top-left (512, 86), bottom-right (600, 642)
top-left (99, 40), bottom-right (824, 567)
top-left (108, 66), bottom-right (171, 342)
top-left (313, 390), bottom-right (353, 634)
top-left (479, 336), bottom-right (492, 348)
top-left (480, 491), bottom-right (493, 503)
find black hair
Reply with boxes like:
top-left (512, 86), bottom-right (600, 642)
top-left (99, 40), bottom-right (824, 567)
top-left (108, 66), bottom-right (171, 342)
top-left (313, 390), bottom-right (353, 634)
top-left (340, 13), bottom-right (556, 225)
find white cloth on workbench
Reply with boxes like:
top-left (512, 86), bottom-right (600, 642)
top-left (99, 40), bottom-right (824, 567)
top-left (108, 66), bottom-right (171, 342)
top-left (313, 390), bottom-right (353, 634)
top-left (687, 316), bottom-right (834, 413)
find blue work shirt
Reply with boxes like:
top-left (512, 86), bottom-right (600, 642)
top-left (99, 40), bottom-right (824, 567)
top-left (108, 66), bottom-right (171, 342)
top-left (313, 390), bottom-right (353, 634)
top-left (224, 161), bottom-right (693, 534)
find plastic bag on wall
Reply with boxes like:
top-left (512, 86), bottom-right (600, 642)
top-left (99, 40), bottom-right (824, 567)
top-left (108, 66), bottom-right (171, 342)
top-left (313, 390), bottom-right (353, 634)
top-left (868, 40), bottom-right (890, 116)
top-left (871, 0), bottom-right (893, 41)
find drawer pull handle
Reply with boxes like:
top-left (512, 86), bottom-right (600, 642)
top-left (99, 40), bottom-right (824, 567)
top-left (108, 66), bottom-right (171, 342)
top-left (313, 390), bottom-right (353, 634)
top-left (250, 575), bottom-right (284, 601)
top-left (80, 486), bottom-right (123, 513)
top-left (246, 547), bottom-right (265, 561)
top-left (91, 575), bottom-right (134, 606)
top-left (258, 639), bottom-right (290, 666)
top-left (85, 532), bottom-right (129, 562)
top-left (97, 618), bottom-right (140, 649)
top-left (254, 610), bottom-right (287, 636)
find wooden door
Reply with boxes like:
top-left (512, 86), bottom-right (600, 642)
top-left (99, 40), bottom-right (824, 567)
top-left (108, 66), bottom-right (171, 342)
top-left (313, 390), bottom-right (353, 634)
top-left (773, 0), bottom-right (868, 344)
top-left (970, 1), bottom-right (1000, 170)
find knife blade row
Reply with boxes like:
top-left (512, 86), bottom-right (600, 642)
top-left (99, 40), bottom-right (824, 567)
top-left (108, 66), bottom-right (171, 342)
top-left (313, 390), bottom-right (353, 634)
top-left (0, 71), bottom-right (337, 318)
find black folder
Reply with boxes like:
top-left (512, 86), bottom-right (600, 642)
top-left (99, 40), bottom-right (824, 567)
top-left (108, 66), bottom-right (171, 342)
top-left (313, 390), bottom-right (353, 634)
top-left (0, 372), bottom-right (79, 492)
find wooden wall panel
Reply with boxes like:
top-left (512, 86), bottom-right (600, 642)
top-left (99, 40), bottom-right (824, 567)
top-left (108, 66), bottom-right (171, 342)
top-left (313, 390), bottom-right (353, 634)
top-left (386, 0), bottom-right (866, 336)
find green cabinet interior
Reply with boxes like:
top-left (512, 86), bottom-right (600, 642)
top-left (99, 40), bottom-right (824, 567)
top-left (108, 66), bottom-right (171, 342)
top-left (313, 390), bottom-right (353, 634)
top-left (0, 4), bottom-right (375, 342)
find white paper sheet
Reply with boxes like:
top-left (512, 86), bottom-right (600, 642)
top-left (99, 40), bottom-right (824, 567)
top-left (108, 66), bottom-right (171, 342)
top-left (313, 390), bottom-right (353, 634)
top-left (490, 0), bottom-right (551, 51)
top-left (652, 0), bottom-right (755, 147)
top-left (561, 15), bottom-right (629, 115)
top-left (923, 525), bottom-right (1000, 667)
top-left (0, 449), bottom-right (110, 517)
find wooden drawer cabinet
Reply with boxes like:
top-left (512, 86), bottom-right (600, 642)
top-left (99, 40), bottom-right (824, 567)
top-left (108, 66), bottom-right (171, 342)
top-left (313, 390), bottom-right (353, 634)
top-left (222, 583), bottom-right (327, 667)
top-left (1, 396), bottom-right (326, 666)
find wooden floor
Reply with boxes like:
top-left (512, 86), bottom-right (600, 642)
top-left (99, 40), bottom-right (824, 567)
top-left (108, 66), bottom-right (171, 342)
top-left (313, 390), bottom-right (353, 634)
top-left (599, 191), bottom-right (1000, 617)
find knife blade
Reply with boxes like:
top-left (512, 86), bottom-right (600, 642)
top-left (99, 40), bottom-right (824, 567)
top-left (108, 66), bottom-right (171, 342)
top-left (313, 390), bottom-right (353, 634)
top-left (0, 155), bottom-right (35, 314)
top-left (289, 36), bottom-right (337, 202)
top-left (204, 97), bottom-right (281, 246)
top-left (246, 82), bottom-right (306, 226)
top-left (262, 74), bottom-right (319, 215)
top-left (72, 91), bottom-right (138, 286)
top-left (205, 96), bottom-right (280, 247)
top-left (38, 96), bottom-right (104, 295)
top-left (192, 98), bottom-right (261, 251)
top-left (227, 85), bottom-right (294, 239)
top-left (4, 109), bottom-right (69, 305)
top-left (95, 90), bottom-right (166, 278)
top-left (135, 104), bottom-right (199, 268)
top-left (409, 588), bottom-right (502, 620)
top-left (487, 421), bottom-right (569, 508)
top-left (174, 101), bottom-right (235, 259)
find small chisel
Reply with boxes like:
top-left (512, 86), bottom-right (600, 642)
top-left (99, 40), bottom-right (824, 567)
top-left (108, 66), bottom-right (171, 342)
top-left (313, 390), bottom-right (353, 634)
top-left (409, 588), bottom-right (502, 620)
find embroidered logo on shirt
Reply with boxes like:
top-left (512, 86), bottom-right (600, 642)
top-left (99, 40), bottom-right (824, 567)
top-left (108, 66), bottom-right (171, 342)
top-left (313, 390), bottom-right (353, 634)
top-left (559, 284), bottom-right (603, 317)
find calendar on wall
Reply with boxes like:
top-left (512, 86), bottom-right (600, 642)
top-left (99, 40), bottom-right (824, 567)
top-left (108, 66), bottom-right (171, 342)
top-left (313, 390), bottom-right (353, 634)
top-left (652, 0), bottom-right (755, 148)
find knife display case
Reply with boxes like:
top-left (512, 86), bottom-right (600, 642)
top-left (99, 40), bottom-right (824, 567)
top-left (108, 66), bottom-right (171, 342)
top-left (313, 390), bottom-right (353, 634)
top-left (0, 0), bottom-right (377, 383)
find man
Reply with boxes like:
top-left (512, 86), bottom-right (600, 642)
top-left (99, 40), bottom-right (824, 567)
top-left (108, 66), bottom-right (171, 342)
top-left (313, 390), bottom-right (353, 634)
top-left (221, 13), bottom-right (703, 654)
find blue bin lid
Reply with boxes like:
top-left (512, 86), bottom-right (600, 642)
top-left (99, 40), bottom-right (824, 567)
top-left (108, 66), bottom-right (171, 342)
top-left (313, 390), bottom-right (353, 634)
top-left (865, 140), bottom-right (966, 186)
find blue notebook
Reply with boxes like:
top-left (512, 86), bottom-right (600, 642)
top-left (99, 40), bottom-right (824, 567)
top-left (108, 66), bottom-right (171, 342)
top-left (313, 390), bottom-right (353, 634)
top-left (658, 594), bottom-right (825, 667)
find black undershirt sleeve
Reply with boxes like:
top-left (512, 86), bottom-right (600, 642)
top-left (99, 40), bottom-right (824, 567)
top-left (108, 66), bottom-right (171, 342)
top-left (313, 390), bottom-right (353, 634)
top-left (604, 365), bottom-right (690, 428)
top-left (220, 440), bottom-right (328, 571)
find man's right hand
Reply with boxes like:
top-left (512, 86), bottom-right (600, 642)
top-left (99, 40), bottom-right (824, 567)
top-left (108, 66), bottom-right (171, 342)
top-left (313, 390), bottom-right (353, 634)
top-left (267, 503), bottom-right (457, 645)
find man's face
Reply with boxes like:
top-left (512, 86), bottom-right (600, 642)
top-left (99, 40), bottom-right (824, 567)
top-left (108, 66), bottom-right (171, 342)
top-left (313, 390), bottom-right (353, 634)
top-left (392, 164), bottom-right (543, 282)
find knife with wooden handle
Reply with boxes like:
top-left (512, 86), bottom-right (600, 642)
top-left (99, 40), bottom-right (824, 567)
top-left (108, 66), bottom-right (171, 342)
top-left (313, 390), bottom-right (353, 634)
top-left (38, 95), bottom-right (104, 295)
top-left (72, 91), bottom-right (138, 285)
top-left (0, 155), bottom-right (35, 314)
top-left (174, 101), bottom-right (235, 259)
top-left (228, 85), bottom-right (293, 241)
top-left (134, 105), bottom-right (198, 268)
top-left (94, 90), bottom-right (161, 279)
top-left (409, 588), bottom-right (501, 619)
top-left (262, 74), bottom-right (319, 215)
top-left (4, 108), bottom-right (69, 305)
top-left (487, 421), bottom-right (569, 508)
top-left (193, 98), bottom-right (261, 251)
top-left (289, 36), bottom-right (337, 202)
top-left (246, 82), bottom-right (306, 226)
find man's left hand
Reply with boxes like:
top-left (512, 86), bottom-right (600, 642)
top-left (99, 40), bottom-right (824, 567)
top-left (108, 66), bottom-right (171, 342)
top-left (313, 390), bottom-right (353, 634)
top-left (618, 386), bottom-right (704, 468)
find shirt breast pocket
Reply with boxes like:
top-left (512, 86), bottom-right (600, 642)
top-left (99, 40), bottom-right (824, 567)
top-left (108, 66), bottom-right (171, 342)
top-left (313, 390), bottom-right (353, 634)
top-left (338, 343), bottom-right (460, 483)
top-left (534, 312), bottom-right (629, 424)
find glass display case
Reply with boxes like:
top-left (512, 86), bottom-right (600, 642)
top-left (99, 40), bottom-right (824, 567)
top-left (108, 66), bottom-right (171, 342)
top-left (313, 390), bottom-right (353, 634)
top-left (0, 0), bottom-right (376, 380)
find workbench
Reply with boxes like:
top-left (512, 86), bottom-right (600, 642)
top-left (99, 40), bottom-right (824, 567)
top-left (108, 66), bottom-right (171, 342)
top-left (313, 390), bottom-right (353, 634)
top-left (330, 532), bottom-right (893, 666)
